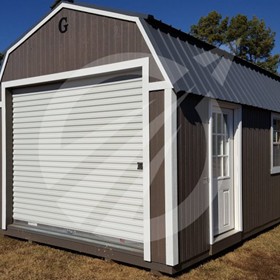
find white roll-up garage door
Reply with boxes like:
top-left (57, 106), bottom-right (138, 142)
top-left (12, 78), bottom-right (143, 243)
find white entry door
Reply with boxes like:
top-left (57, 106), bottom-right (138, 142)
top-left (212, 108), bottom-right (234, 236)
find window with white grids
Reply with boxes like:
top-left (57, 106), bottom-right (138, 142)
top-left (272, 115), bottom-right (280, 172)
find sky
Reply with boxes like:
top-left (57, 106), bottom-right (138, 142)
top-left (0, 0), bottom-right (279, 56)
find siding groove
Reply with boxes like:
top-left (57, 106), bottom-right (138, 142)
top-left (177, 94), bottom-right (209, 263)
top-left (243, 106), bottom-right (280, 234)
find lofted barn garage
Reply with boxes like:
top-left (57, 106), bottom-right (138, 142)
top-left (1, 0), bottom-right (280, 275)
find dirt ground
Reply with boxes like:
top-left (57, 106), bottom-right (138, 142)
top-left (0, 225), bottom-right (280, 280)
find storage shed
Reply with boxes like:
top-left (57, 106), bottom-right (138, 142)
top-left (1, 1), bottom-right (280, 275)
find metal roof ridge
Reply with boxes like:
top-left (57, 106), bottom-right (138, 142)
top-left (74, 1), bottom-right (149, 19)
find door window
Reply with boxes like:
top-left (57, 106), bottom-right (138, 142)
top-left (212, 112), bottom-right (230, 178)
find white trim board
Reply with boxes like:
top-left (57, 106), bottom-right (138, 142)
top-left (164, 89), bottom-right (179, 266)
top-left (208, 100), bottom-right (243, 244)
top-left (1, 58), bottom-right (152, 261)
top-left (271, 113), bottom-right (280, 174)
top-left (0, 2), bottom-right (172, 88)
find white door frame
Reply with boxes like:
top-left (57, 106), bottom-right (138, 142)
top-left (208, 100), bottom-right (243, 244)
top-left (211, 107), bottom-right (234, 236)
top-left (1, 58), bottom-right (154, 259)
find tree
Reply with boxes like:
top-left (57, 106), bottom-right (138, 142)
top-left (190, 11), bottom-right (280, 74)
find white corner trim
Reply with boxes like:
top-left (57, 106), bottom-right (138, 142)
top-left (1, 84), bottom-right (6, 230)
top-left (142, 59), bottom-right (152, 262)
top-left (234, 107), bottom-right (243, 232)
top-left (208, 100), bottom-right (214, 245)
top-left (1, 58), bottom-right (152, 258)
top-left (164, 88), bottom-right (179, 266)
top-left (0, 2), bottom-right (172, 92)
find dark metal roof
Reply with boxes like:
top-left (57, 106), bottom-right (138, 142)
top-left (142, 17), bottom-right (280, 113)
top-left (75, 1), bottom-right (149, 19)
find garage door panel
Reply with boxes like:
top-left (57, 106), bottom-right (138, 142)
top-left (13, 149), bottom-right (142, 158)
top-left (14, 166), bottom-right (142, 178)
top-left (13, 104), bottom-right (142, 118)
top-left (13, 144), bottom-right (142, 151)
top-left (14, 192), bottom-right (143, 207)
top-left (14, 172), bottom-right (143, 185)
top-left (13, 123), bottom-right (142, 134)
top-left (14, 208), bottom-right (143, 227)
top-left (14, 214), bottom-right (142, 242)
top-left (13, 79), bottom-right (142, 102)
top-left (13, 180), bottom-right (142, 193)
top-left (13, 97), bottom-right (142, 113)
top-left (13, 110), bottom-right (142, 123)
top-left (13, 88), bottom-right (142, 108)
top-left (14, 187), bottom-right (142, 202)
top-left (13, 161), bottom-right (139, 171)
top-left (13, 155), bottom-right (142, 164)
top-left (13, 116), bottom-right (143, 129)
top-left (13, 136), bottom-right (143, 144)
top-left (13, 212), bottom-right (143, 234)
top-left (13, 95), bottom-right (142, 113)
top-left (14, 203), bottom-right (143, 220)
top-left (13, 131), bottom-right (142, 139)
top-left (12, 79), bottom-right (144, 244)
top-left (14, 177), bottom-right (142, 190)
top-left (14, 197), bottom-right (143, 213)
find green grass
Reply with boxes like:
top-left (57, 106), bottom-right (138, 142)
top-left (0, 225), bottom-right (280, 279)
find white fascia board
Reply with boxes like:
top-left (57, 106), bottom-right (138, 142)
top-left (164, 88), bottom-right (179, 266)
top-left (135, 19), bottom-right (173, 88)
top-left (0, 2), bottom-right (173, 90)
top-left (2, 58), bottom-right (149, 89)
top-left (148, 81), bottom-right (171, 92)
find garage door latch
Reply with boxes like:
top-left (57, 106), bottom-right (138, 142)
top-left (137, 162), bottom-right (143, 170)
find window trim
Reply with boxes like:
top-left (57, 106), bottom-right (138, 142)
top-left (271, 113), bottom-right (280, 174)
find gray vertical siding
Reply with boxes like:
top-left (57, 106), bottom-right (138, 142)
top-left (242, 106), bottom-right (280, 235)
top-left (1, 8), bottom-right (163, 84)
top-left (149, 90), bottom-right (166, 264)
top-left (177, 94), bottom-right (210, 263)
